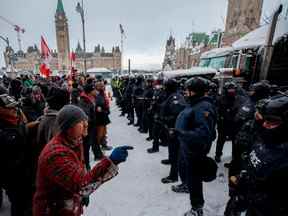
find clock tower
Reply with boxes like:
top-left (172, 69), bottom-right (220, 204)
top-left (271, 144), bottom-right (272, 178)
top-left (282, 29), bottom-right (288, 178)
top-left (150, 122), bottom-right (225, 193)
top-left (55, 0), bottom-right (70, 72)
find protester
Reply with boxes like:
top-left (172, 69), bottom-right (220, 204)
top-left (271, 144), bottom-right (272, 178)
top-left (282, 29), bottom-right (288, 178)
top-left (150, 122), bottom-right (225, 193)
top-left (33, 105), bottom-right (132, 216)
top-left (95, 79), bottom-right (112, 151)
top-left (0, 93), bottom-right (33, 216)
top-left (36, 86), bottom-right (70, 156)
top-left (78, 82), bottom-right (101, 169)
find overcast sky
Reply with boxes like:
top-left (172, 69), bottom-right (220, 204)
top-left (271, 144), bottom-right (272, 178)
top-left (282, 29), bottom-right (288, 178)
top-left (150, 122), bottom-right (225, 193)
top-left (0, 0), bottom-right (286, 69)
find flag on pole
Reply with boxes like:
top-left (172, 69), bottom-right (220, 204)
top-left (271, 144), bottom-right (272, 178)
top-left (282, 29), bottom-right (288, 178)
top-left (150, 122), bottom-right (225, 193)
top-left (119, 24), bottom-right (126, 38)
top-left (40, 36), bottom-right (52, 77)
top-left (119, 24), bottom-right (124, 34)
top-left (69, 51), bottom-right (76, 62)
top-left (41, 36), bottom-right (52, 60)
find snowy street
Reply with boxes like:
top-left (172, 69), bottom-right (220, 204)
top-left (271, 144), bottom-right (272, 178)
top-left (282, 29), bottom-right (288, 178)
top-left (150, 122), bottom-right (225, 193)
top-left (85, 101), bottom-right (231, 216)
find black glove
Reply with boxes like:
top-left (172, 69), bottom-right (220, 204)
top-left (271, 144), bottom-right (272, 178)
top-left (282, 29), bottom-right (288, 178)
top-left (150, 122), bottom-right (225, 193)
top-left (81, 196), bottom-right (89, 207)
top-left (168, 128), bottom-right (179, 138)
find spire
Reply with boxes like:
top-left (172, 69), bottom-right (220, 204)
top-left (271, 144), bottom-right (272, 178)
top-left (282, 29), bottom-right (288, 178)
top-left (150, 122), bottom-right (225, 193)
top-left (76, 41), bottom-right (83, 53)
top-left (56, 0), bottom-right (65, 14)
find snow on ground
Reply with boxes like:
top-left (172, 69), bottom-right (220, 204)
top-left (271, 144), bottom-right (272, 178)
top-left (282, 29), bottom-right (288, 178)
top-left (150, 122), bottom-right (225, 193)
top-left (0, 100), bottom-right (232, 216)
top-left (85, 101), bottom-right (232, 216)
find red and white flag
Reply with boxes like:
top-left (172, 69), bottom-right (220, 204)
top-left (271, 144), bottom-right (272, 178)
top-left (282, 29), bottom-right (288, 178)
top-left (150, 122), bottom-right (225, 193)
top-left (69, 51), bottom-right (76, 62)
top-left (40, 36), bottom-right (52, 77)
top-left (119, 24), bottom-right (126, 38)
top-left (41, 36), bottom-right (52, 60)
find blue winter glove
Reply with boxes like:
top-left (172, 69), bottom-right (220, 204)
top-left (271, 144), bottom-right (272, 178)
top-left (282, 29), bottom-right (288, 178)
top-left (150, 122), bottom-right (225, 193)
top-left (109, 145), bottom-right (134, 165)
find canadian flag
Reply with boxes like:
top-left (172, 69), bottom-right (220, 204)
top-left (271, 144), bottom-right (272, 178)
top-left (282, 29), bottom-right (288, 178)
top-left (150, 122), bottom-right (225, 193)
top-left (69, 51), bottom-right (76, 62)
top-left (40, 36), bottom-right (52, 77)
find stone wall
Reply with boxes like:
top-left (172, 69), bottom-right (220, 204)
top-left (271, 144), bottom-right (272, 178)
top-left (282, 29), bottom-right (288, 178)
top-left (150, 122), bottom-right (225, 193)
top-left (223, 0), bottom-right (263, 46)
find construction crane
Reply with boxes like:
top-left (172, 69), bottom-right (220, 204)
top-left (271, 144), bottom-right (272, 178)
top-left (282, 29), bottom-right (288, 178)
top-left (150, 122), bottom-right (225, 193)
top-left (0, 15), bottom-right (25, 51)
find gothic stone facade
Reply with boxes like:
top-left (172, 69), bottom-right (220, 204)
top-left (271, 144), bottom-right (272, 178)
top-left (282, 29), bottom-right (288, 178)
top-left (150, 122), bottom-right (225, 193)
top-left (222, 0), bottom-right (263, 46)
top-left (74, 44), bottom-right (121, 72)
top-left (162, 35), bottom-right (176, 70)
top-left (3, 0), bottom-right (121, 73)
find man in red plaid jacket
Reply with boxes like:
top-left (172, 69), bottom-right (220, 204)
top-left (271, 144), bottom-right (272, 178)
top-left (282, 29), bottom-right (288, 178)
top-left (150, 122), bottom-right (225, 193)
top-left (33, 105), bottom-right (132, 216)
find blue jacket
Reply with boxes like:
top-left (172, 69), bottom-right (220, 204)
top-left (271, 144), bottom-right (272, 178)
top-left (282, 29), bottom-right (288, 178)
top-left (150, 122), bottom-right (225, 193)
top-left (175, 96), bottom-right (217, 156)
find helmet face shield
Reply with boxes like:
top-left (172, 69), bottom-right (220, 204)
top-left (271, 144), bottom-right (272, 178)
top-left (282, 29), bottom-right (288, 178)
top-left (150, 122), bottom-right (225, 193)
top-left (258, 96), bottom-right (288, 130)
top-left (263, 114), bottom-right (282, 123)
top-left (262, 115), bottom-right (283, 129)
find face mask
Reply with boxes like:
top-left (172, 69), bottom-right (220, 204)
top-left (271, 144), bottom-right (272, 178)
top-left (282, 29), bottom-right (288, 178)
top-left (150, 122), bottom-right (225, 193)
top-left (227, 89), bottom-right (236, 98)
top-left (260, 124), bottom-right (286, 144)
top-left (184, 94), bottom-right (200, 104)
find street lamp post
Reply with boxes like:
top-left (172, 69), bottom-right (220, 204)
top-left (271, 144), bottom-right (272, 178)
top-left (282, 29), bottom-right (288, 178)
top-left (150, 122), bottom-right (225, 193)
top-left (76, 0), bottom-right (87, 75)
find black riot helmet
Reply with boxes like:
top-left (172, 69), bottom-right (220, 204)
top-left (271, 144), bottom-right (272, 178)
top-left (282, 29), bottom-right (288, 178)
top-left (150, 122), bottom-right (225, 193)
top-left (136, 75), bottom-right (144, 84)
top-left (184, 77), bottom-right (210, 97)
top-left (261, 95), bottom-right (288, 125)
top-left (249, 81), bottom-right (271, 101)
top-left (164, 79), bottom-right (178, 93)
top-left (224, 81), bottom-right (237, 90)
top-left (259, 95), bottom-right (288, 143)
top-left (223, 81), bottom-right (237, 97)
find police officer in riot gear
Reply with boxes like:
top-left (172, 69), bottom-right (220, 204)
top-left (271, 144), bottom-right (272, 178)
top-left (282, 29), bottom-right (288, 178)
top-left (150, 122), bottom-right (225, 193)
top-left (142, 78), bottom-right (155, 140)
top-left (229, 95), bottom-right (288, 216)
top-left (175, 77), bottom-right (217, 216)
top-left (215, 81), bottom-right (249, 163)
top-left (248, 81), bottom-right (271, 105)
top-left (147, 79), bottom-right (168, 153)
top-left (160, 79), bottom-right (186, 184)
top-left (133, 75), bottom-right (145, 129)
top-left (123, 77), bottom-right (136, 125)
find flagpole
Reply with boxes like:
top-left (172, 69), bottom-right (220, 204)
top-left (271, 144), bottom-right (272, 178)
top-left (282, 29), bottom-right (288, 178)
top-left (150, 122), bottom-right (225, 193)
top-left (76, 1), bottom-right (87, 75)
top-left (121, 32), bottom-right (123, 74)
top-left (82, 0), bottom-right (87, 75)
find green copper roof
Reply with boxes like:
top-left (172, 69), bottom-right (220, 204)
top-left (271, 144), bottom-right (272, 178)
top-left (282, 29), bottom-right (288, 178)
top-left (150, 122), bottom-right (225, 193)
top-left (56, 0), bottom-right (65, 13)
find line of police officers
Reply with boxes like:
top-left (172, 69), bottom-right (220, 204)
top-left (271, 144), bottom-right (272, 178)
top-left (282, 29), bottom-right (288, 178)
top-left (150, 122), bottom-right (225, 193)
top-left (112, 74), bottom-right (288, 216)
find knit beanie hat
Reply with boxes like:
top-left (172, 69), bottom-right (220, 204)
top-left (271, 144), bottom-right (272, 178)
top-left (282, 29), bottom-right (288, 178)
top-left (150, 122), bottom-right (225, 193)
top-left (56, 105), bottom-right (88, 132)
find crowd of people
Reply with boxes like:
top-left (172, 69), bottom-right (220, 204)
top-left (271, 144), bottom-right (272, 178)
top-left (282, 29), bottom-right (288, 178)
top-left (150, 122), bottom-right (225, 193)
top-left (0, 71), bottom-right (287, 216)
top-left (0, 74), bottom-right (133, 216)
top-left (112, 74), bottom-right (288, 216)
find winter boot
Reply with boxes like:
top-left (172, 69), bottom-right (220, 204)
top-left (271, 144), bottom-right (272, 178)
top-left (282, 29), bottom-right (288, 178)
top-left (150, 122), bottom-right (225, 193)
top-left (184, 208), bottom-right (203, 216)
top-left (159, 141), bottom-right (168, 147)
top-left (147, 147), bottom-right (159, 153)
top-left (224, 162), bottom-right (231, 168)
top-left (101, 137), bottom-right (113, 151)
top-left (161, 176), bottom-right (178, 184)
top-left (214, 155), bottom-right (221, 163)
top-left (171, 183), bottom-right (189, 193)
top-left (161, 159), bottom-right (171, 165)
top-left (138, 128), bottom-right (146, 133)
top-left (146, 137), bottom-right (153, 141)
